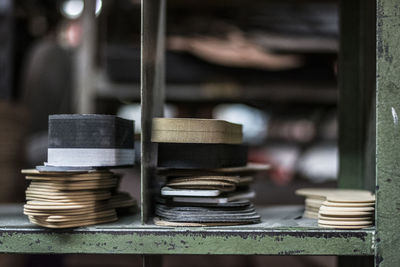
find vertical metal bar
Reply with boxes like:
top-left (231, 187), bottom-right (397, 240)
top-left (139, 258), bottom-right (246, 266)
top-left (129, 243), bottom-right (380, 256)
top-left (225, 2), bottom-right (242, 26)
top-left (338, 0), bottom-right (364, 189)
top-left (339, 1), bottom-right (375, 264)
top-left (141, 0), bottom-right (166, 224)
top-left (74, 0), bottom-right (97, 113)
top-left (361, 0), bottom-right (376, 193)
top-left (375, 0), bottom-right (400, 266)
top-left (338, 0), bottom-right (375, 191)
top-left (0, 0), bottom-right (13, 101)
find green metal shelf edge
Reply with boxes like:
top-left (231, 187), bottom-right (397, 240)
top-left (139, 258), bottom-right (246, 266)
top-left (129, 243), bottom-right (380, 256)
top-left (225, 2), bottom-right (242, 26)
top-left (0, 205), bottom-right (374, 255)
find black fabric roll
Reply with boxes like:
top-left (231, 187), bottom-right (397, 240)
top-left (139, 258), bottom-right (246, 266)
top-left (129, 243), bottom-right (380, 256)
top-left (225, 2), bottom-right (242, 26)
top-left (48, 114), bottom-right (134, 149)
top-left (157, 143), bottom-right (248, 169)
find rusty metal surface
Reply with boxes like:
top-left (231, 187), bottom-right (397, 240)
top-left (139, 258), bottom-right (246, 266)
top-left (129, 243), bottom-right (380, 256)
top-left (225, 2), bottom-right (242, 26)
top-left (375, 0), bottom-right (400, 266)
top-left (0, 205), bottom-right (374, 255)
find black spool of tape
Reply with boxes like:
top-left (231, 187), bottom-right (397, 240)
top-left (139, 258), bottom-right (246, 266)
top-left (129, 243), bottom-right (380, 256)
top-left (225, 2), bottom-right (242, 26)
top-left (157, 143), bottom-right (248, 169)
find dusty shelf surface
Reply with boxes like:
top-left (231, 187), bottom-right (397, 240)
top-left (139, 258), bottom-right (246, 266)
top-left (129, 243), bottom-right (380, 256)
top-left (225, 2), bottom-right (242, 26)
top-left (0, 204), bottom-right (374, 255)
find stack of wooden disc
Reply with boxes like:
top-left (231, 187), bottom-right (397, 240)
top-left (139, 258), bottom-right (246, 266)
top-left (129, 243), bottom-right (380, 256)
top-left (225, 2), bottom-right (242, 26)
top-left (152, 118), bottom-right (269, 226)
top-left (318, 194), bottom-right (375, 229)
top-left (22, 169), bottom-right (136, 228)
top-left (296, 188), bottom-right (334, 219)
top-left (296, 188), bottom-right (375, 229)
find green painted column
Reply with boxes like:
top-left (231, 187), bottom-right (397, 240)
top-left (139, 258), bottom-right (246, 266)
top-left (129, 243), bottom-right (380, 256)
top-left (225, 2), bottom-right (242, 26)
top-left (338, 0), bottom-right (376, 191)
top-left (375, 0), bottom-right (400, 266)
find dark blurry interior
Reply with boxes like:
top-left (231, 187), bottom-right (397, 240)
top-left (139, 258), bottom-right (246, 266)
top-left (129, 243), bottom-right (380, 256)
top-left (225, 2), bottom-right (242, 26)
top-left (1, 0), bottom-right (339, 266)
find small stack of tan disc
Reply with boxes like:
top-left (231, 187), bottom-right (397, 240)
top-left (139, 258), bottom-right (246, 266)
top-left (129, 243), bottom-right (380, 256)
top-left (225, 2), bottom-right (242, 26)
top-left (296, 188), bottom-right (375, 229)
top-left (318, 194), bottom-right (375, 229)
top-left (22, 169), bottom-right (136, 228)
top-left (152, 118), bottom-right (242, 144)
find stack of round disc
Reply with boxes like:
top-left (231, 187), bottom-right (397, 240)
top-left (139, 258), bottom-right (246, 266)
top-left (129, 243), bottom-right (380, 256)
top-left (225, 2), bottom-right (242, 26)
top-left (22, 169), bottom-right (136, 228)
top-left (296, 188), bottom-right (338, 219)
top-left (152, 118), bottom-right (269, 226)
top-left (318, 194), bottom-right (375, 229)
top-left (295, 188), bottom-right (375, 226)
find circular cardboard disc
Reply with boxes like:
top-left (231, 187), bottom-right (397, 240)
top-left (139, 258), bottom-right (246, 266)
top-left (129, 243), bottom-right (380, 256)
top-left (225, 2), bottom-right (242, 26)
top-left (318, 215), bottom-right (373, 221)
top-left (29, 215), bottom-right (118, 228)
top-left (318, 219), bottom-right (372, 226)
top-left (323, 200), bottom-right (375, 207)
top-left (320, 206), bottom-right (375, 212)
top-left (303, 211), bottom-right (319, 219)
top-left (319, 210), bottom-right (374, 216)
top-left (318, 223), bottom-right (373, 229)
top-left (326, 194), bottom-right (375, 203)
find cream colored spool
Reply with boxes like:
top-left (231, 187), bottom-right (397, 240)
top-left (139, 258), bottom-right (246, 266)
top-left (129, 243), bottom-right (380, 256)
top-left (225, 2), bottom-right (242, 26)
top-left (151, 118), bottom-right (242, 144)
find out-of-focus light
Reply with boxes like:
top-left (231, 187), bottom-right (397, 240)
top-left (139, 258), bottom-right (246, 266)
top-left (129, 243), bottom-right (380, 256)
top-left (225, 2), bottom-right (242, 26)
top-left (61, 0), bottom-right (102, 19)
top-left (95, 0), bottom-right (102, 15)
top-left (61, 0), bottom-right (83, 19)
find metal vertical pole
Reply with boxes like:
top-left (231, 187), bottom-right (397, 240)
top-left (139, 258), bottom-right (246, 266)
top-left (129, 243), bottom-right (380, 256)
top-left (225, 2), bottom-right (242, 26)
top-left (338, 0), bottom-right (375, 192)
top-left (338, 0), bottom-right (365, 190)
top-left (74, 0), bottom-right (97, 113)
top-left (338, 0), bottom-right (375, 265)
top-left (375, 0), bottom-right (400, 266)
top-left (141, 0), bottom-right (165, 264)
top-left (140, 0), bottom-right (166, 225)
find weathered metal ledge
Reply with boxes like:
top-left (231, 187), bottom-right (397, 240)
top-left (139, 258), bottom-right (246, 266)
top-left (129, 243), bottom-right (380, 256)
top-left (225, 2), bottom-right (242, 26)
top-left (0, 204), bottom-right (375, 255)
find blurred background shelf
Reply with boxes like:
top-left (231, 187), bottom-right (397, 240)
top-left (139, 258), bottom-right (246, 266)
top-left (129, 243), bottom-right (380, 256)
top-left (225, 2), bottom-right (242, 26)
top-left (0, 204), bottom-right (374, 255)
top-left (96, 72), bottom-right (337, 104)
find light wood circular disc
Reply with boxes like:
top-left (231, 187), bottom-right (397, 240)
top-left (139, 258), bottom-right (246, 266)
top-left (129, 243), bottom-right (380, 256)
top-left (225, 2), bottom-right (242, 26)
top-left (305, 206), bottom-right (320, 212)
top-left (22, 169), bottom-right (111, 176)
top-left (29, 215), bottom-right (118, 228)
top-left (26, 200), bottom-right (99, 206)
top-left (323, 200), bottom-right (375, 207)
top-left (318, 219), bottom-right (372, 226)
top-left (303, 211), bottom-right (319, 219)
top-left (296, 188), bottom-right (373, 200)
top-left (26, 188), bottom-right (109, 195)
top-left (151, 118), bottom-right (242, 144)
top-left (305, 198), bottom-right (324, 206)
top-left (23, 205), bottom-right (109, 216)
top-left (318, 214), bottom-right (373, 221)
top-left (24, 202), bottom-right (95, 210)
top-left (326, 194), bottom-right (375, 203)
top-left (28, 183), bottom-right (116, 191)
top-left (26, 174), bottom-right (115, 181)
top-left (26, 193), bottom-right (110, 201)
top-left (44, 210), bottom-right (117, 222)
top-left (319, 210), bottom-right (374, 216)
top-left (318, 223), bottom-right (373, 229)
top-left (320, 205), bottom-right (375, 212)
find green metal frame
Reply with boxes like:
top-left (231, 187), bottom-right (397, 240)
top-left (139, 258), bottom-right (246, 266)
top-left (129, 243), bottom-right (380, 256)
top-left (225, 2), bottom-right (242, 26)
top-left (375, 0), bottom-right (400, 266)
top-left (0, 0), bottom-right (399, 266)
